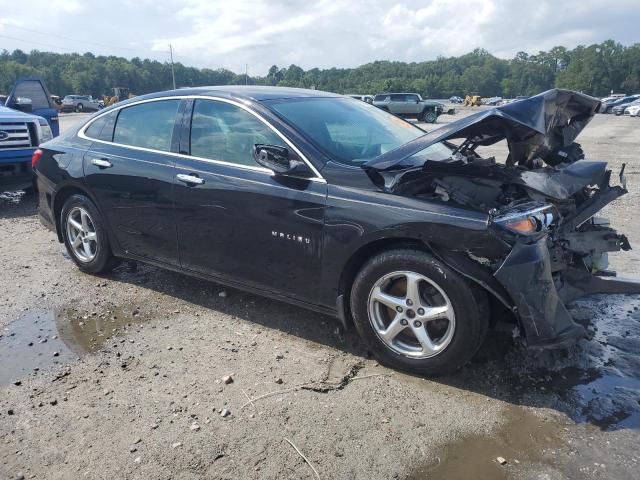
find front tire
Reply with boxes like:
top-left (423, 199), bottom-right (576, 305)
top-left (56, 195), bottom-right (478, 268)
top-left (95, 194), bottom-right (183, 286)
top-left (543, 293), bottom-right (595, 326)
top-left (350, 249), bottom-right (489, 376)
top-left (423, 110), bottom-right (437, 123)
top-left (76, 103), bottom-right (84, 112)
top-left (61, 194), bottom-right (118, 274)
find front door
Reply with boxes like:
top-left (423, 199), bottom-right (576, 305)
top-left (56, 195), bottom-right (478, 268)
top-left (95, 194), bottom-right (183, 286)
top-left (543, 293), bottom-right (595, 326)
top-left (7, 78), bottom-right (59, 136)
top-left (173, 98), bottom-right (327, 302)
top-left (82, 99), bottom-right (181, 265)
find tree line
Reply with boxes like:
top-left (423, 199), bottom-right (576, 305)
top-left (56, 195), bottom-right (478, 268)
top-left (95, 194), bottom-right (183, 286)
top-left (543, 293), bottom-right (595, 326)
top-left (1, 40), bottom-right (639, 99)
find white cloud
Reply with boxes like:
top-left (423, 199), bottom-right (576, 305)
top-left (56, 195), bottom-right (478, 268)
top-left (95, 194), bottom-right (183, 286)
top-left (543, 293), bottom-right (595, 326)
top-left (0, 0), bottom-right (637, 74)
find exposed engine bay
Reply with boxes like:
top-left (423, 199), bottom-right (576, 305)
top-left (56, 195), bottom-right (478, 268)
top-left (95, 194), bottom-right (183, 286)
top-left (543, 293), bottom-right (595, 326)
top-left (363, 89), bottom-right (640, 347)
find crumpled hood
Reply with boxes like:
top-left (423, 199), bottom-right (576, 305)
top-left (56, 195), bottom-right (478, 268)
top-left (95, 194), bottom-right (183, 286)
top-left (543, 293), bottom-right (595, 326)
top-left (364, 89), bottom-right (601, 171)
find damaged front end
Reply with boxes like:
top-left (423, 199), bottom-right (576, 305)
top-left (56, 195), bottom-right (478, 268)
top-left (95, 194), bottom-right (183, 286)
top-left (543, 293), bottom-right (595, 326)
top-left (364, 89), bottom-right (640, 348)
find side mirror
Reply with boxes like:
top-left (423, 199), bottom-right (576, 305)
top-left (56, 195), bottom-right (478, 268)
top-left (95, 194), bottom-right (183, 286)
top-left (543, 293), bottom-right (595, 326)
top-left (253, 144), bottom-right (314, 178)
top-left (10, 97), bottom-right (33, 113)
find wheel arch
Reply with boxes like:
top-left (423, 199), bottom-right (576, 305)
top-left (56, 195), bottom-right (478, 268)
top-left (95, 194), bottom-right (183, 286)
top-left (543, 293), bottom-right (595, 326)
top-left (336, 237), bottom-right (432, 327)
top-left (52, 184), bottom-right (99, 243)
top-left (336, 238), bottom-right (516, 329)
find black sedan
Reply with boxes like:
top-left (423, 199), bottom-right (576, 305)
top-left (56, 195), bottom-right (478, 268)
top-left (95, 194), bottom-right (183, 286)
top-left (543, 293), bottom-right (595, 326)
top-left (33, 87), bottom-right (640, 375)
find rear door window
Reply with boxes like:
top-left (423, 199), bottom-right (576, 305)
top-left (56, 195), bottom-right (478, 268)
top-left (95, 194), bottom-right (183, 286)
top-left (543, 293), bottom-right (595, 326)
top-left (84, 110), bottom-right (118, 142)
top-left (113, 100), bottom-right (180, 151)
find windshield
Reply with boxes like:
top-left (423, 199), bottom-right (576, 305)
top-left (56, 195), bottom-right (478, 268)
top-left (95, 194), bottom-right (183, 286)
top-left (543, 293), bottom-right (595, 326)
top-left (265, 97), bottom-right (425, 165)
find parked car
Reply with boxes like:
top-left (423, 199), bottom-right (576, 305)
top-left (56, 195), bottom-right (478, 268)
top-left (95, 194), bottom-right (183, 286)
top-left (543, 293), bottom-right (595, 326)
top-left (33, 87), bottom-right (639, 375)
top-left (61, 95), bottom-right (102, 112)
top-left (483, 96), bottom-right (503, 106)
top-left (601, 94), bottom-right (626, 103)
top-left (601, 95), bottom-right (640, 114)
top-left (612, 98), bottom-right (640, 115)
top-left (373, 93), bottom-right (444, 123)
top-left (349, 95), bottom-right (374, 104)
top-left (449, 96), bottom-right (463, 104)
top-left (1, 77), bottom-right (59, 191)
top-left (0, 94), bottom-right (7, 106)
top-left (625, 103), bottom-right (640, 117)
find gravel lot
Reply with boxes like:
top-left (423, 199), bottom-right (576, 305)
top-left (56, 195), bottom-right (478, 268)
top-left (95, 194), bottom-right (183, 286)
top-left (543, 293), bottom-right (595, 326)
top-left (1, 108), bottom-right (639, 479)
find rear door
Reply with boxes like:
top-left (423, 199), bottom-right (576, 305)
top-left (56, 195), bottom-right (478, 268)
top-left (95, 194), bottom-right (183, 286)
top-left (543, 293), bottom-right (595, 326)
top-left (82, 99), bottom-right (182, 265)
top-left (404, 94), bottom-right (421, 115)
top-left (6, 78), bottom-right (59, 136)
top-left (389, 94), bottom-right (405, 114)
top-left (173, 98), bottom-right (327, 301)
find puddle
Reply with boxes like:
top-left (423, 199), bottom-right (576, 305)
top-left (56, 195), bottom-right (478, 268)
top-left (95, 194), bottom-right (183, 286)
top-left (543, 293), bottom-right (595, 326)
top-left (530, 295), bottom-right (640, 430)
top-left (0, 190), bottom-right (25, 205)
top-left (406, 407), bottom-right (565, 480)
top-left (0, 307), bottom-right (150, 386)
top-left (458, 294), bottom-right (640, 431)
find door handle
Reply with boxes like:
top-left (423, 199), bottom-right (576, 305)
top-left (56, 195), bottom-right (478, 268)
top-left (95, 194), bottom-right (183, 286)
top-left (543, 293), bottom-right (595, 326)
top-left (91, 158), bottom-right (112, 168)
top-left (176, 173), bottom-right (204, 185)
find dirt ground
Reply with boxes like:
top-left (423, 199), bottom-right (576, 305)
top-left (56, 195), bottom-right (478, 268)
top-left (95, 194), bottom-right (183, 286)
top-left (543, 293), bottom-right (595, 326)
top-left (1, 108), bottom-right (639, 479)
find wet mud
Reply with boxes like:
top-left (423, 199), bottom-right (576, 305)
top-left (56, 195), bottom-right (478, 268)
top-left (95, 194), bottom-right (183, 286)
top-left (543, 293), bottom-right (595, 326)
top-left (0, 306), bottom-right (150, 385)
top-left (406, 407), bottom-right (565, 480)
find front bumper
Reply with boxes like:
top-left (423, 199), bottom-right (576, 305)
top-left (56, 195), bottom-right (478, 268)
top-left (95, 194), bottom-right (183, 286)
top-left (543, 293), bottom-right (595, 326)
top-left (0, 149), bottom-right (34, 191)
top-left (494, 238), bottom-right (587, 347)
top-left (492, 225), bottom-right (640, 348)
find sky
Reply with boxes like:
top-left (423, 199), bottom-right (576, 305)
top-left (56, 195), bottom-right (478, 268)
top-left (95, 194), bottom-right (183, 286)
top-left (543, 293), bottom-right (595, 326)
top-left (0, 0), bottom-right (638, 75)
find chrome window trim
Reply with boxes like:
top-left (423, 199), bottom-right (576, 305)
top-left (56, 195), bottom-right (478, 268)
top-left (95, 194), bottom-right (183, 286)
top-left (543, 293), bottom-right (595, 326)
top-left (77, 95), bottom-right (326, 183)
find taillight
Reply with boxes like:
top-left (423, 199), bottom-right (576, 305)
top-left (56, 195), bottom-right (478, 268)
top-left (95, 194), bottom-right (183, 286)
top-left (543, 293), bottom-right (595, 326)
top-left (32, 149), bottom-right (43, 168)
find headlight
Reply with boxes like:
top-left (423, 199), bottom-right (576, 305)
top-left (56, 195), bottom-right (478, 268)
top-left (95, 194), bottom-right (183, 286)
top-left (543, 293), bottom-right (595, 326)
top-left (491, 204), bottom-right (558, 237)
top-left (36, 118), bottom-right (53, 144)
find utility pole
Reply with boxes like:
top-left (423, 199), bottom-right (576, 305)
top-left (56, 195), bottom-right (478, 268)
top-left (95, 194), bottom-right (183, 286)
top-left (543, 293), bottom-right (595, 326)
top-left (245, 64), bottom-right (248, 85)
top-left (169, 44), bottom-right (176, 90)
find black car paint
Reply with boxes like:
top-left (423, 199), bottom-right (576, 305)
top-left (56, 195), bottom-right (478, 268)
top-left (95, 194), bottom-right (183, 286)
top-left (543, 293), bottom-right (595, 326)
top-left (34, 86), bottom-right (640, 349)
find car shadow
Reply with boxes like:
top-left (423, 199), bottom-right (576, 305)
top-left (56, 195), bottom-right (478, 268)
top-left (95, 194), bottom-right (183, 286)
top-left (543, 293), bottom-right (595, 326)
top-left (107, 260), bottom-right (640, 433)
top-left (0, 190), bottom-right (37, 219)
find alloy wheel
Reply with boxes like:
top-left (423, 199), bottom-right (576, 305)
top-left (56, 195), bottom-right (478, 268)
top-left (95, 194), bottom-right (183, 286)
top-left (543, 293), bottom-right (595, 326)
top-left (367, 271), bottom-right (456, 358)
top-left (66, 206), bottom-right (98, 262)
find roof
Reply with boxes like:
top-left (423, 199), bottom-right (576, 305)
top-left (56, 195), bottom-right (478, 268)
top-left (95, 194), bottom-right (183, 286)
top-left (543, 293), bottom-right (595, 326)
top-left (135, 86), bottom-right (341, 103)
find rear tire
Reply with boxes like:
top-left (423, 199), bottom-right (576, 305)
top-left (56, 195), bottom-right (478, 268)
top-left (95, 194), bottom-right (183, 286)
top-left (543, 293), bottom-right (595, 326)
top-left (61, 194), bottom-right (119, 274)
top-left (350, 249), bottom-right (489, 376)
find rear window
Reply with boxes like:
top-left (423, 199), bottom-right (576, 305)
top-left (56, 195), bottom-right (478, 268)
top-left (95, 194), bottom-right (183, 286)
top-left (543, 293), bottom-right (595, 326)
top-left (84, 110), bottom-right (117, 141)
top-left (113, 100), bottom-right (180, 151)
top-left (12, 80), bottom-right (51, 110)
